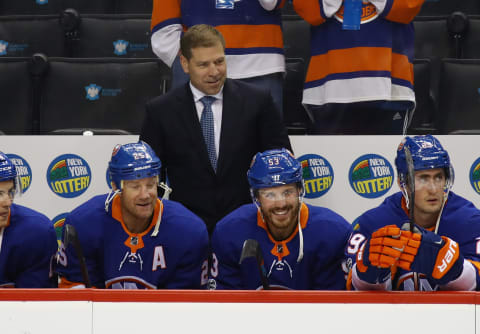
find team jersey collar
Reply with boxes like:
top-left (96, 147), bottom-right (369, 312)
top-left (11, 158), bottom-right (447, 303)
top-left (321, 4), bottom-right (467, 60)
top-left (111, 195), bottom-right (163, 253)
top-left (257, 203), bottom-right (309, 260)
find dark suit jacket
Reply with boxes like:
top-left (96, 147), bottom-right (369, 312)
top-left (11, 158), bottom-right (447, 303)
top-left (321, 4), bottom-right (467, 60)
top-left (140, 79), bottom-right (291, 233)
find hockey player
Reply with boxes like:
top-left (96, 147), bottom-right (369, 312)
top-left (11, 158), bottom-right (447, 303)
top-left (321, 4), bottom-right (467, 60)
top-left (56, 141), bottom-right (209, 289)
top-left (347, 135), bottom-right (480, 291)
top-left (0, 151), bottom-right (57, 288)
top-left (210, 148), bottom-right (352, 290)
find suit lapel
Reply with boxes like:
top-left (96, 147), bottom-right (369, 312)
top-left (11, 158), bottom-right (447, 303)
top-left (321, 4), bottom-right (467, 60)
top-left (217, 79), bottom-right (242, 175)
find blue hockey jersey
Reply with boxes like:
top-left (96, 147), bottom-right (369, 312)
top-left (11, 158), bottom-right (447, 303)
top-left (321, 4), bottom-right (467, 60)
top-left (57, 194), bottom-right (209, 289)
top-left (0, 203), bottom-right (57, 288)
top-left (210, 203), bottom-right (352, 290)
top-left (347, 191), bottom-right (480, 291)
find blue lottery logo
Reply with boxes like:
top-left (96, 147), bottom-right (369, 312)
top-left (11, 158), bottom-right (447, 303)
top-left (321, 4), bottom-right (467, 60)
top-left (298, 154), bottom-right (334, 198)
top-left (0, 40), bottom-right (8, 56)
top-left (349, 154), bottom-right (394, 198)
top-left (6, 154), bottom-right (33, 194)
top-left (469, 157), bottom-right (480, 195)
top-left (113, 40), bottom-right (129, 56)
top-left (46, 154), bottom-right (91, 198)
top-left (85, 84), bottom-right (102, 100)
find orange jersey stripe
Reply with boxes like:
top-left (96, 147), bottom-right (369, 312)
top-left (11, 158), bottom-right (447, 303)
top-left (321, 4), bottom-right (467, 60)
top-left (293, 0), bottom-right (326, 26)
top-left (392, 53), bottom-right (414, 84)
top-left (151, 0), bottom-right (182, 31)
top-left (216, 24), bottom-right (283, 49)
top-left (59, 276), bottom-right (94, 289)
top-left (385, 0), bottom-right (424, 24)
top-left (306, 47), bottom-right (413, 85)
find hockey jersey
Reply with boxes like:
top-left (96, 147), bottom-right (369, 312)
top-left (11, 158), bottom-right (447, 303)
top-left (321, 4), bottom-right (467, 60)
top-left (0, 203), bottom-right (57, 288)
top-left (210, 203), bottom-right (352, 290)
top-left (57, 194), bottom-right (209, 289)
top-left (150, 0), bottom-right (285, 78)
top-left (293, 0), bottom-right (424, 106)
top-left (347, 191), bottom-right (480, 291)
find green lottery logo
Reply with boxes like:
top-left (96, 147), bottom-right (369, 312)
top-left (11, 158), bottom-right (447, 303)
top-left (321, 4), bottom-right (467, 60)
top-left (298, 154), bottom-right (334, 198)
top-left (349, 154), bottom-right (394, 198)
top-left (46, 154), bottom-right (91, 198)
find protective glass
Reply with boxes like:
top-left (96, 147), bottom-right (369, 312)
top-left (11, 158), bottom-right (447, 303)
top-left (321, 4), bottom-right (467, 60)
top-left (258, 187), bottom-right (299, 202)
top-left (413, 173), bottom-right (446, 191)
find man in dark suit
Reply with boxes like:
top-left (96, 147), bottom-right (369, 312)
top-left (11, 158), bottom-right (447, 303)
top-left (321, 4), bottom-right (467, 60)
top-left (140, 24), bottom-right (291, 234)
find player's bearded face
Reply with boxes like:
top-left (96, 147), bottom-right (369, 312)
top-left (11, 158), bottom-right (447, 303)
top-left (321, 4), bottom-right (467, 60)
top-left (258, 184), bottom-right (301, 241)
top-left (120, 177), bottom-right (158, 232)
top-left (0, 180), bottom-right (14, 228)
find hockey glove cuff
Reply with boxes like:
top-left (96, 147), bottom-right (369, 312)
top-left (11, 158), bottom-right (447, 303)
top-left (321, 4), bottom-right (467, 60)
top-left (398, 224), bottom-right (464, 285)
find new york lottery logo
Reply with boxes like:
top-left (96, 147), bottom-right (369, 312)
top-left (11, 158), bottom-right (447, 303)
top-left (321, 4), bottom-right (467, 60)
top-left (469, 157), bottom-right (480, 195)
top-left (46, 154), bottom-right (91, 198)
top-left (52, 212), bottom-right (69, 247)
top-left (349, 154), bottom-right (394, 198)
top-left (6, 154), bottom-right (32, 193)
top-left (298, 154), bottom-right (334, 198)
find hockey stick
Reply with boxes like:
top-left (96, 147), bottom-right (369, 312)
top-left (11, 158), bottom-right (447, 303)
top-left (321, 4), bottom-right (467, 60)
top-left (403, 145), bottom-right (420, 290)
top-left (434, 185), bottom-right (450, 235)
top-left (63, 224), bottom-right (92, 288)
top-left (239, 239), bottom-right (270, 290)
top-left (391, 146), bottom-right (418, 290)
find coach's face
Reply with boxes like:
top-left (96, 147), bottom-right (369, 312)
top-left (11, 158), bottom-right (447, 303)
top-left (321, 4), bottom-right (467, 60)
top-left (180, 42), bottom-right (227, 95)
top-left (0, 180), bottom-right (14, 228)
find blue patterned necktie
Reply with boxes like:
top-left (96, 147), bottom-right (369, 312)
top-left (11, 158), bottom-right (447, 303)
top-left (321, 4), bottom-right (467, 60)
top-left (200, 96), bottom-right (217, 171)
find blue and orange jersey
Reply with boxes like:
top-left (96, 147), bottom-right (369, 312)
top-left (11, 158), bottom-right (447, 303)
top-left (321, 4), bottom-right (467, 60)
top-left (346, 191), bottom-right (480, 291)
top-left (0, 204), bottom-right (57, 288)
top-left (151, 0), bottom-right (286, 78)
top-left (56, 194), bottom-right (209, 289)
top-left (293, 0), bottom-right (424, 105)
top-left (210, 202), bottom-right (352, 290)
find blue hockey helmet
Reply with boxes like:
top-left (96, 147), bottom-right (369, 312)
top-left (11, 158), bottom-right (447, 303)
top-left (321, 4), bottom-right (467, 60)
top-left (0, 152), bottom-right (17, 182)
top-left (108, 141), bottom-right (161, 189)
top-left (395, 135), bottom-right (454, 187)
top-left (247, 148), bottom-right (302, 190)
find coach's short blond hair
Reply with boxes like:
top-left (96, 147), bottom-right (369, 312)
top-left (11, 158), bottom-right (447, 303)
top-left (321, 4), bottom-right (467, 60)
top-left (180, 24), bottom-right (226, 60)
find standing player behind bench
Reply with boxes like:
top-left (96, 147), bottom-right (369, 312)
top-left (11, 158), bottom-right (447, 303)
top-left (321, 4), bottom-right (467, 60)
top-left (210, 148), bottom-right (352, 290)
top-left (56, 141), bottom-right (209, 289)
top-left (347, 135), bottom-right (480, 291)
top-left (0, 152), bottom-right (57, 288)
